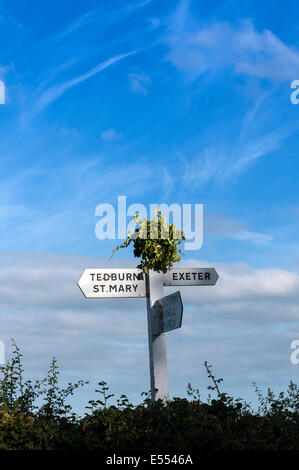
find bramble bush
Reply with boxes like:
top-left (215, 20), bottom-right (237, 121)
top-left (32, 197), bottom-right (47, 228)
top-left (0, 340), bottom-right (298, 451)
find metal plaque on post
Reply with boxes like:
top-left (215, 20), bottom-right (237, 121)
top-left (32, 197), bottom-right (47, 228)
top-left (152, 291), bottom-right (183, 334)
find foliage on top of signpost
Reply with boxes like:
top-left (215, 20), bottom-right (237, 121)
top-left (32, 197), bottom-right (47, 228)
top-left (111, 208), bottom-right (185, 273)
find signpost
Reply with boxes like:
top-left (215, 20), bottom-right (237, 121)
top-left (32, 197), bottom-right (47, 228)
top-left (146, 271), bottom-right (168, 403)
top-left (77, 266), bottom-right (219, 404)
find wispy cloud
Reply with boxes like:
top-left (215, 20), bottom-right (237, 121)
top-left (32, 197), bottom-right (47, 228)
top-left (165, 2), bottom-right (299, 82)
top-left (204, 213), bottom-right (272, 246)
top-left (101, 128), bottom-right (122, 141)
top-left (230, 230), bottom-right (273, 246)
top-left (40, 1), bottom-right (154, 48)
top-left (148, 17), bottom-right (161, 30)
top-left (155, 2), bottom-right (299, 189)
top-left (129, 72), bottom-right (151, 95)
top-left (34, 50), bottom-right (139, 113)
top-left (178, 117), bottom-right (298, 188)
top-left (0, 156), bottom-right (157, 251)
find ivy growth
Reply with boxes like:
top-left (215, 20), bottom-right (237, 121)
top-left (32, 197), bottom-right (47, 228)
top-left (111, 208), bottom-right (185, 273)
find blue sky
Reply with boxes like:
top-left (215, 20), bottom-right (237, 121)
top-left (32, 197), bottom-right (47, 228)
top-left (0, 0), bottom-right (299, 414)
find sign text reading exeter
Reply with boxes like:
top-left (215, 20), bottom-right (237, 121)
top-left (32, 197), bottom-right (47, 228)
top-left (163, 268), bottom-right (219, 286)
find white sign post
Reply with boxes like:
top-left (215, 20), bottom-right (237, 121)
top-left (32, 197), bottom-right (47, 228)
top-left (78, 266), bottom-right (219, 405)
top-left (146, 271), bottom-right (169, 403)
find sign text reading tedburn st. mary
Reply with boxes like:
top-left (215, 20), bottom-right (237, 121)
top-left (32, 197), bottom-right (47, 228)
top-left (78, 268), bottom-right (147, 298)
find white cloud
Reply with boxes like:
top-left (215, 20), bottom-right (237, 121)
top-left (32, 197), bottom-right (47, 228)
top-left (161, 3), bottom-right (299, 187)
top-left (129, 72), bottom-right (151, 95)
top-left (165, 6), bottom-right (299, 82)
top-left (204, 213), bottom-right (272, 246)
top-left (204, 213), bottom-right (248, 236)
top-left (230, 230), bottom-right (273, 245)
top-left (178, 121), bottom-right (297, 186)
top-left (101, 128), bottom-right (122, 141)
top-left (148, 17), bottom-right (161, 30)
top-left (41, 1), bottom-right (153, 50)
top-left (0, 158), bottom-right (157, 251)
top-left (0, 251), bottom-right (298, 412)
top-left (0, 205), bottom-right (26, 222)
top-left (34, 50), bottom-right (139, 112)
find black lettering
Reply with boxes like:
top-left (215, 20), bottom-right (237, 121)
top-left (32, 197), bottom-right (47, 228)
top-left (109, 285), bottom-right (117, 292)
top-left (173, 273), bottom-right (178, 280)
top-left (126, 285), bottom-right (131, 292)
top-left (205, 272), bottom-right (210, 280)
top-left (119, 285), bottom-right (125, 292)
top-left (111, 273), bottom-right (117, 281)
top-left (93, 285), bottom-right (99, 292)
top-left (179, 273), bottom-right (184, 280)
top-left (90, 273), bottom-right (95, 281)
top-left (198, 273), bottom-right (203, 280)
top-left (132, 285), bottom-right (138, 292)
top-left (126, 273), bottom-right (132, 281)
top-left (103, 273), bottom-right (110, 281)
top-left (186, 273), bottom-right (191, 280)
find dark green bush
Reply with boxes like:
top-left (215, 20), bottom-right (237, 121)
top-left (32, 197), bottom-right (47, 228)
top-left (0, 340), bottom-right (298, 451)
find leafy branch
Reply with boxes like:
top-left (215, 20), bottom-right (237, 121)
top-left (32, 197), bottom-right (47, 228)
top-left (111, 207), bottom-right (185, 273)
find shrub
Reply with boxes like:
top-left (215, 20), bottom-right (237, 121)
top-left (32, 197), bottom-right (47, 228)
top-left (111, 208), bottom-right (185, 273)
top-left (0, 341), bottom-right (298, 451)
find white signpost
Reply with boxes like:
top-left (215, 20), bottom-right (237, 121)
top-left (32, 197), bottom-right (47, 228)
top-left (78, 266), bottom-right (219, 404)
top-left (146, 271), bottom-right (168, 403)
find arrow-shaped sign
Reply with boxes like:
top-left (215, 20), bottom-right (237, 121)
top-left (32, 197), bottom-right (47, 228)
top-left (78, 268), bottom-right (147, 298)
top-left (163, 268), bottom-right (219, 286)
